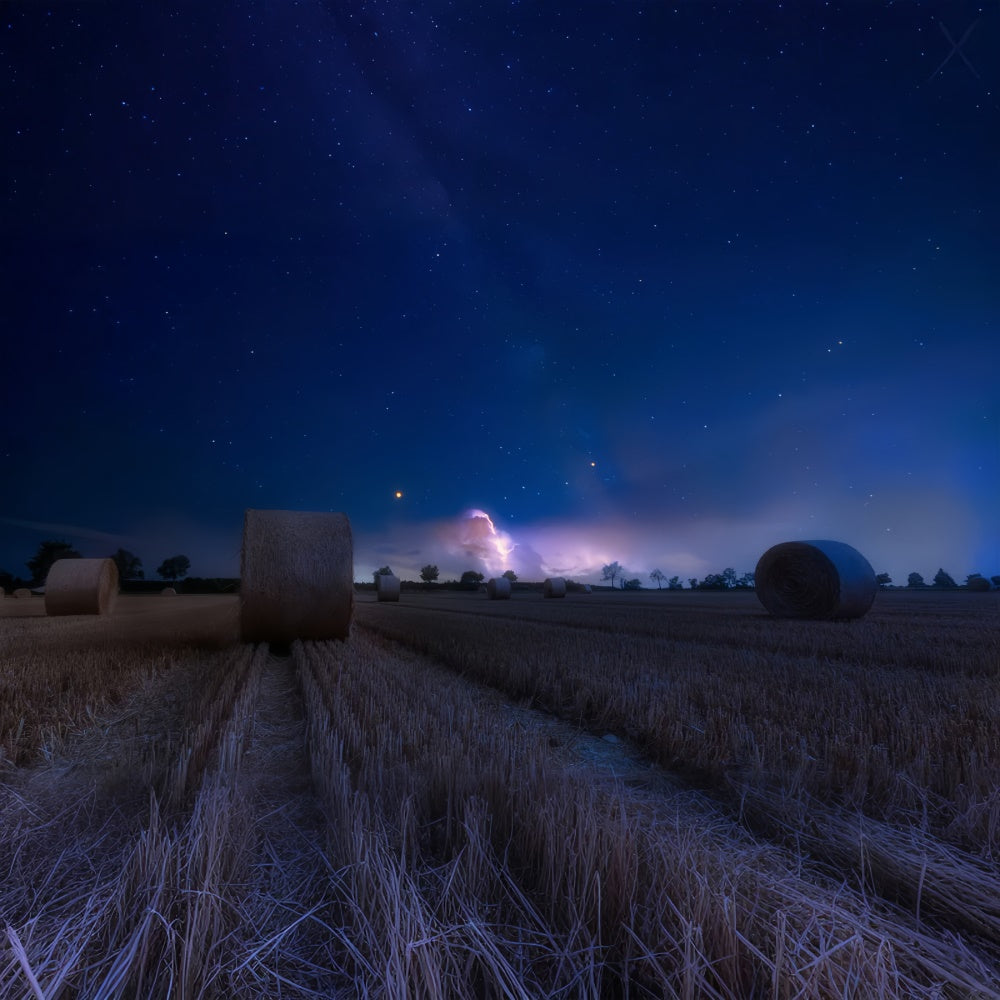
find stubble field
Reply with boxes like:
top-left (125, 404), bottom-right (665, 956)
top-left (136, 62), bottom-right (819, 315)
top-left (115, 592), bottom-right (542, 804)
top-left (1, 587), bottom-right (998, 998)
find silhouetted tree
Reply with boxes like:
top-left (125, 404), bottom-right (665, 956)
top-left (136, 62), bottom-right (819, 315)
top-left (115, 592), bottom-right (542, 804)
top-left (601, 562), bottom-right (622, 588)
top-left (737, 572), bottom-right (755, 589)
top-left (502, 569), bottom-right (517, 583)
top-left (650, 568), bottom-right (665, 589)
top-left (992, 576), bottom-right (1000, 589)
top-left (876, 573), bottom-right (892, 588)
top-left (111, 548), bottom-right (144, 581)
top-left (0, 569), bottom-right (14, 592)
top-left (907, 572), bottom-right (926, 588)
top-left (667, 576), bottom-right (683, 590)
top-left (27, 540), bottom-right (81, 585)
top-left (966, 574), bottom-right (990, 592)
top-left (157, 555), bottom-right (191, 581)
top-left (933, 568), bottom-right (957, 589)
top-left (688, 578), bottom-right (698, 590)
top-left (420, 564), bottom-right (439, 583)
top-left (623, 578), bottom-right (642, 590)
top-left (373, 565), bottom-right (393, 584)
top-left (460, 570), bottom-right (484, 585)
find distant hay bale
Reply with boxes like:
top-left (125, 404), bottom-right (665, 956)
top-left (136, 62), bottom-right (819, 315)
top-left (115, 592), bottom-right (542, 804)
top-left (161, 587), bottom-right (177, 596)
top-left (45, 558), bottom-right (119, 616)
top-left (13, 588), bottom-right (31, 599)
top-left (543, 576), bottom-right (567, 599)
top-left (376, 573), bottom-right (401, 602)
top-left (967, 576), bottom-right (991, 593)
top-left (240, 509), bottom-right (353, 642)
top-left (755, 540), bottom-right (876, 620)
top-left (486, 576), bottom-right (511, 600)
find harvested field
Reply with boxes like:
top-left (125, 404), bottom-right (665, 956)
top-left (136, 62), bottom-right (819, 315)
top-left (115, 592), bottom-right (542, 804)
top-left (1, 589), bottom-right (998, 997)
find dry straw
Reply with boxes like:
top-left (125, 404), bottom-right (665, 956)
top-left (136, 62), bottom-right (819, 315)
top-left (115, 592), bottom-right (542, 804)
top-left (543, 576), bottom-right (567, 598)
top-left (376, 574), bottom-right (401, 602)
top-left (755, 539), bottom-right (876, 620)
top-left (486, 576), bottom-right (511, 600)
top-left (44, 557), bottom-right (119, 616)
top-left (240, 508), bottom-right (354, 642)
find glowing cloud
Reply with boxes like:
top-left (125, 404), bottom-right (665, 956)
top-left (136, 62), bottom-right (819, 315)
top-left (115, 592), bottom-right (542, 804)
top-left (437, 508), bottom-right (516, 575)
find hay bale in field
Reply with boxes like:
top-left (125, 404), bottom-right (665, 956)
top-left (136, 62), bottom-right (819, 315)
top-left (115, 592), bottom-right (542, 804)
top-left (45, 558), bottom-right (119, 616)
top-left (376, 573), bottom-right (401, 602)
top-left (13, 588), bottom-right (31, 599)
top-left (543, 576), bottom-right (567, 599)
top-left (240, 508), bottom-right (353, 642)
top-left (161, 587), bottom-right (177, 596)
top-left (486, 576), bottom-right (511, 600)
top-left (967, 576), bottom-right (991, 593)
top-left (755, 540), bottom-right (876, 620)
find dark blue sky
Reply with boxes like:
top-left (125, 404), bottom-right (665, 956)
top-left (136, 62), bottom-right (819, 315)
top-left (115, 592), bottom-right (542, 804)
top-left (2, 1), bottom-right (997, 585)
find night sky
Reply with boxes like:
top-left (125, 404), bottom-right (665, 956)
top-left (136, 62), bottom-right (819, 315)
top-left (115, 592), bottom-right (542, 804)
top-left (2, 1), bottom-right (997, 587)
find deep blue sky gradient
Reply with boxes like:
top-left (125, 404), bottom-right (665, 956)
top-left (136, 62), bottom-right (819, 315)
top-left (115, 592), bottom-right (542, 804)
top-left (2, 1), bottom-right (997, 584)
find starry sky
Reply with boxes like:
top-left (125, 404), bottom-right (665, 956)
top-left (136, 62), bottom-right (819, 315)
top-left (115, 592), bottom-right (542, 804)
top-left (2, 1), bottom-right (997, 586)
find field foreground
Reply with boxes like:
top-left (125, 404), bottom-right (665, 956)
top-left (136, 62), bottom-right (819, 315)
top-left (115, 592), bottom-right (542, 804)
top-left (1, 589), bottom-right (999, 997)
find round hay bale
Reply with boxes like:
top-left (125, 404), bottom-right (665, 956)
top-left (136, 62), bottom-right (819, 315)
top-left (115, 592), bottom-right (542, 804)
top-left (376, 573), bottom-right (401, 602)
top-left (161, 587), bottom-right (177, 596)
top-left (45, 558), bottom-right (119, 616)
top-left (240, 509), bottom-right (353, 642)
top-left (543, 576), bottom-right (567, 599)
top-left (486, 576), bottom-right (511, 600)
top-left (755, 540), bottom-right (876, 620)
top-left (13, 588), bottom-right (32, 599)
top-left (967, 576), bottom-right (991, 593)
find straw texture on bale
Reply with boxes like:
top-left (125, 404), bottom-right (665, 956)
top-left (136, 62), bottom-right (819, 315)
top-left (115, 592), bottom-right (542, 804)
top-left (240, 509), bottom-right (353, 642)
top-left (45, 558), bottom-right (119, 616)
top-left (755, 540), bottom-right (877, 620)
top-left (161, 587), bottom-right (177, 596)
top-left (486, 576), bottom-right (511, 600)
top-left (543, 576), bottom-right (567, 598)
top-left (376, 573), bottom-right (401, 602)
top-left (13, 588), bottom-right (31, 599)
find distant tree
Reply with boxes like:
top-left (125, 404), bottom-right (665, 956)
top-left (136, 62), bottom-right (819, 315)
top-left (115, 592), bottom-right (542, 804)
top-left (722, 568), bottom-right (738, 589)
top-left (420, 564), bottom-right (439, 583)
top-left (737, 572), bottom-right (755, 589)
top-left (0, 569), bottom-right (14, 592)
top-left (992, 576), bottom-right (1000, 589)
top-left (698, 573), bottom-right (727, 590)
top-left (650, 568), bottom-right (665, 589)
top-left (688, 578), bottom-right (698, 590)
top-left (623, 578), bottom-right (642, 590)
top-left (27, 540), bottom-right (82, 585)
top-left (907, 572), bottom-right (926, 588)
top-left (111, 548), bottom-right (144, 581)
top-left (460, 570), bottom-right (484, 585)
top-left (601, 562), bottom-right (622, 589)
top-left (933, 568), bottom-right (957, 589)
top-left (667, 575), bottom-right (683, 590)
top-left (157, 555), bottom-right (191, 581)
top-left (502, 569), bottom-right (517, 583)
top-left (876, 573), bottom-right (892, 588)
top-left (966, 573), bottom-right (991, 592)
top-left (373, 565), bottom-right (393, 584)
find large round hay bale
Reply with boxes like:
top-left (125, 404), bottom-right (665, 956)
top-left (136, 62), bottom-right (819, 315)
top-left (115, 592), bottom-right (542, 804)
top-left (240, 509), bottom-right (353, 642)
top-left (45, 558), bottom-right (119, 616)
top-left (13, 588), bottom-right (32, 599)
top-left (543, 576), bottom-right (567, 599)
top-left (755, 540), bottom-right (876, 620)
top-left (486, 576), bottom-right (511, 600)
top-left (376, 573), bottom-right (401, 602)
